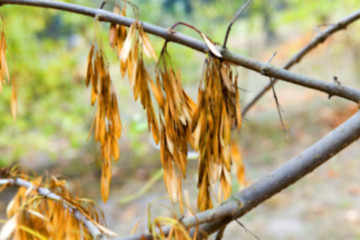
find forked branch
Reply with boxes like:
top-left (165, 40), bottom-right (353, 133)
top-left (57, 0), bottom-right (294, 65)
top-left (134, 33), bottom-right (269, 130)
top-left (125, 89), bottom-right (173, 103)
top-left (121, 110), bottom-right (360, 239)
top-left (1, 1), bottom-right (360, 104)
top-left (1, 1), bottom-right (360, 239)
top-left (242, 10), bottom-right (360, 115)
top-left (191, 110), bottom-right (360, 237)
top-left (223, 0), bottom-right (252, 48)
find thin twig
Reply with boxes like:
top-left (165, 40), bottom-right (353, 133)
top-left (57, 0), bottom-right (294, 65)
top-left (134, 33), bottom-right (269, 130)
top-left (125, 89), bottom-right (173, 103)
top-left (100, 1), bottom-right (106, 9)
top-left (0, 178), bottom-right (107, 240)
top-left (234, 219), bottom-right (260, 240)
top-left (170, 21), bottom-right (201, 34)
top-left (0, 1), bottom-right (359, 104)
top-left (242, 10), bottom-right (360, 116)
top-left (270, 76), bottom-right (287, 137)
top-left (223, 0), bottom-right (252, 48)
top-left (267, 52), bottom-right (288, 138)
top-left (214, 225), bottom-right (226, 240)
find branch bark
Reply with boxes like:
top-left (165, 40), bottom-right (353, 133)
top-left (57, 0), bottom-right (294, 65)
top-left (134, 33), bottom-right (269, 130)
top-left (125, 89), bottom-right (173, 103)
top-left (1, 0), bottom-right (360, 104)
top-left (193, 111), bottom-right (360, 237)
top-left (242, 10), bottom-right (360, 115)
top-left (2, 1), bottom-right (360, 239)
top-left (0, 178), bottom-right (107, 240)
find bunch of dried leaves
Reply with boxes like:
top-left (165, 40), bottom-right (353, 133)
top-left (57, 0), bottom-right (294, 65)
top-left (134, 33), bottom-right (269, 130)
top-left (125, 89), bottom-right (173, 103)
top-left (86, 41), bottom-right (122, 203)
top-left (86, 4), bottom-right (163, 204)
top-left (111, 5), bottom-right (160, 143)
top-left (0, 20), bottom-right (16, 120)
top-left (154, 45), bottom-right (196, 210)
top-left (90, 5), bottom-right (246, 211)
top-left (192, 56), bottom-right (242, 210)
top-left (0, 173), bottom-right (110, 240)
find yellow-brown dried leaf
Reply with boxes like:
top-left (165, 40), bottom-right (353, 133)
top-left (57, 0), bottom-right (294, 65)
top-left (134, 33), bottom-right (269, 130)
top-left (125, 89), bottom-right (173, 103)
top-left (11, 77), bottom-right (17, 121)
top-left (120, 23), bottom-right (136, 62)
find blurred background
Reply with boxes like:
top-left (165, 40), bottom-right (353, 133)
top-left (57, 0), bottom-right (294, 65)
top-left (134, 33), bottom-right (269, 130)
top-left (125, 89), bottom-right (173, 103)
top-left (1, 0), bottom-right (360, 239)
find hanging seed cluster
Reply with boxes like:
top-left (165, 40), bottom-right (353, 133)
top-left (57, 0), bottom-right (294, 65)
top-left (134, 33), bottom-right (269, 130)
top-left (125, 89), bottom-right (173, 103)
top-left (192, 57), bottom-right (242, 210)
top-left (109, 5), bottom-right (160, 144)
top-left (86, 5), bottom-right (162, 202)
top-left (155, 49), bottom-right (196, 207)
top-left (83, 4), bottom-right (245, 209)
top-left (0, 24), bottom-right (16, 120)
top-left (86, 43), bottom-right (122, 203)
top-left (0, 29), bottom-right (9, 92)
top-left (117, 19), bottom-right (160, 145)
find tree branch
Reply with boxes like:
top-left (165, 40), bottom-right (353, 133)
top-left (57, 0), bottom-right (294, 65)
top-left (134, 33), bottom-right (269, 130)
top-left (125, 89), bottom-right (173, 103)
top-left (242, 10), bottom-right (360, 115)
top-left (122, 110), bottom-right (360, 240)
top-left (190, 109), bottom-right (360, 237)
top-left (1, 1), bottom-right (360, 104)
top-left (2, 1), bottom-right (360, 239)
top-left (0, 178), bottom-right (107, 240)
top-left (223, 0), bottom-right (252, 48)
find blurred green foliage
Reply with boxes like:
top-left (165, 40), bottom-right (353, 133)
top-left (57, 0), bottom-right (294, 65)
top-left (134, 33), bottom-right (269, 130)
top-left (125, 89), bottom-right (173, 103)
top-left (0, 3), bottom-right (95, 165)
top-left (0, 0), bottom-right (358, 168)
